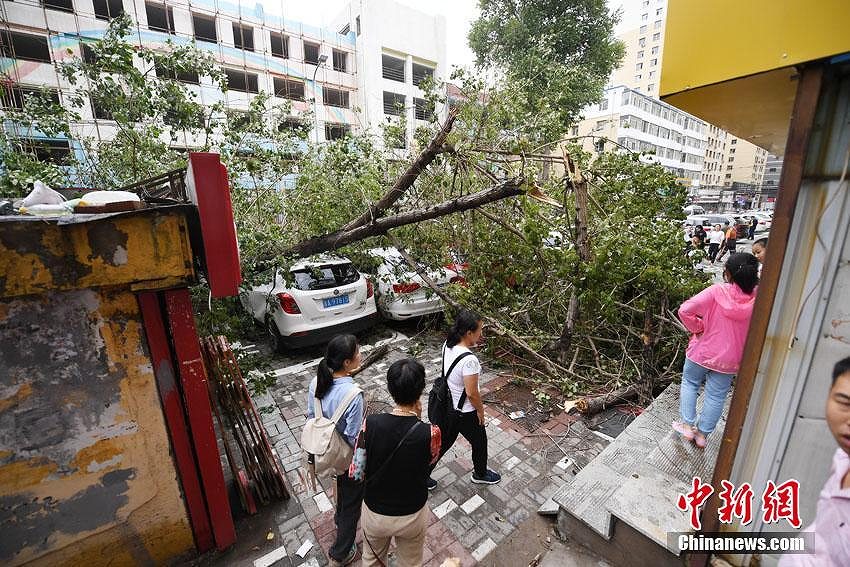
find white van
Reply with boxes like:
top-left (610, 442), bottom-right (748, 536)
top-left (684, 204), bottom-right (705, 215)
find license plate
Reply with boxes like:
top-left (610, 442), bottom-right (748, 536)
top-left (322, 295), bottom-right (349, 308)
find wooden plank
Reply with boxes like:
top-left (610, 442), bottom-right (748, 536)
top-left (138, 291), bottom-right (215, 552)
top-left (164, 288), bottom-right (236, 550)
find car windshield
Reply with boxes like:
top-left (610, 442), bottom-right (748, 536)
top-left (291, 263), bottom-right (360, 291)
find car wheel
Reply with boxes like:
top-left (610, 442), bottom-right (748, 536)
top-left (266, 316), bottom-right (284, 354)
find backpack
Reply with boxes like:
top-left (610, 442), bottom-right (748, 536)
top-left (301, 386), bottom-right (362, 478)
top-left (427, 344), bottom-right (474, 427)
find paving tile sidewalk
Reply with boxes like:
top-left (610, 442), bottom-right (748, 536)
top-left (207, 331), bottom-right (608, 567)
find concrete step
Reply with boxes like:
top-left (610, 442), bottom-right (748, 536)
top-left (605, 395), bottom-right (730, 555)
top-left (552, 383), bottom-right (680, 539)
top-left (554, 381), bottom-right (733, 567)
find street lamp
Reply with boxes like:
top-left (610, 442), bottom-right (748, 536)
top-left (312, 54), bottom-right (328, 145)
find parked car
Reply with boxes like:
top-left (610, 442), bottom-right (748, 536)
top-left (366, 247), bottom-right (463, 320)
top-left (701, 214), bottom-right (750, 239)
top-left (241, 255), bottom-right (378, 350)
top-left (683, 204), bottom-right (706, 215)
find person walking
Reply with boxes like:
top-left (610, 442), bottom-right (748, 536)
top-left (306, 334), bottom-right (365, 566)
top-left (672, 253), bottom-right (759, 448)
top-left (719, 222), bottom-right (738, 260)
top-left (352, 358), bottom-right (440, 567)
top-left (707, 224), bottom-right (724, 263)
top-left (428, 309), bottom-right (501, 488)
top-left (748, 216), bottom-right (758, 240)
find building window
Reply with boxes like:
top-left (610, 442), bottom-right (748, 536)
top-left (270, 32), bottom-right (288, 59)
top-left (637, 50), bottom-right (644, 59)
top-left (634, 74), bottom-right (641, 81)
top-left (93, 0), bottom-right (124, 20)
top-left (225, 68), bottom-right (258, 93)
top-left (18, 138), bottom-right (72, 164)
top-left (339, 24), bottom-right (350, 35)
top-left (638, 37), bottom-right (646, 47)
top-left (91, 95), bottom-right (113, 120)
top-left (303, 42), bottom-right (320, 65)
top-left (649, 71), bottom-right (655, 78)
top-left (323, 87), bottom-right (349, 108)
top-left (653, 32), bottom-right (661, 41)
top-left (656, 7), bottom-right (663, 15)
top-left (0, 31), bottom-right (52, 63)
top-left (156, 64), bottom-right (199, 84)
top-left (383, 92), bottom-right (405, 115)
top-left (233, 23), bottom-right (254, 51)
top-left (146, 3), bottom-right (174, 33)
top-left (600, 99), bottom-right (609, 110)
top-left (654, 19), bottom-right (662, 28)
top-left (725, 173), bottom-right (732, 179)
top-left (639, 24), bottom-right (647, 33)
top-left (729, 148), bottom-right (736, 154)
top-left (355, 15), bottom-right (361, 35)
top-left (650, 58), bottom-right (657, 66)
top-left (278, 117), bottom-right (306, 134)
top-left (412, 62), bottom-right (434, 86)
top-left (2, 85), bottom-right (60, 109)
top-left (414, 97), bottom-right (434, 121)
top-left (635, 63), bottom-right (643, 71)
top-left (193, 14), bottom-right (217, 43)
top-left (651, 46), bottom-right (659, 55)
top-left (768, 167), bottom-right (777, 172)
top-left (731, 138), bottom-right (737, 144)
top-left (325, 123), bottom-right (350, 141)
top-left (727, 165), bottom-right (733, 170)
top-left (382, 54), bottom-right (405, 82)
top-left (647, 83), bottom-right (655, 91)
top-left (273, 77), bottom-right (304, 100)
top-left (43, 0), bottom-right (74, 13)
top-left (332, 49), bottom-right (348, 72)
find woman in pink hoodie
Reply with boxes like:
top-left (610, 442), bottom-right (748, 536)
top-left (673, 252), bottom-right (759, 448)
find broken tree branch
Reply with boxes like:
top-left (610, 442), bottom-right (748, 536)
top-left (340, 110), bottom-right (458, 232)
top-left (282, 179), bottom-right (525, 258)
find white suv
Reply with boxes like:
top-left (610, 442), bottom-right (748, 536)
top-left (242, 256), bottom-right (378, 350)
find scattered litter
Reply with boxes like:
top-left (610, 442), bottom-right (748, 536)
top-left (591, 429), bottom-right (615, 443)
top-left (563, 400), bottom-right (578, 413)
top-left (508, 410), bottom-right (525, 420)
top-left (20, 181), bottom-right (65, 207)
top-left (494, 514), bottom-right (505, 522)
top-left (266, 531), bottom-right (274, 541)
top-left (295, 540), bottom-right (313, 558)
top-left (253, 544), bottom-right (287, 567)
top-left (529, 552), bottom-right (542, 567)
top-left (555, 456), bottom-right (574, 472)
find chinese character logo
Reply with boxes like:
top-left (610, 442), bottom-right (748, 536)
top-left (762, 479), bottom-right (802, 529)
top-left (676, 476), bottom-right (715, 530)
top-left (717, 480), bottom-right (754, 526)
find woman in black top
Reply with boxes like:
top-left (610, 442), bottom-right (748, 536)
top-left (351, 358), bottom-right (439, 567)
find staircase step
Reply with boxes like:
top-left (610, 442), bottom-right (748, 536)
top-left (552, 384), bottom-right (680, 539)
top-left (605, 393), bottom-right (732, 554)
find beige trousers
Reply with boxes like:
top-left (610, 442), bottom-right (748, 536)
top-left (360, 502), bottom-right (427, 567)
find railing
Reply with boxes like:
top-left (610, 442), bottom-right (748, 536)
top-left (121, 167), bottom-right (189, 202)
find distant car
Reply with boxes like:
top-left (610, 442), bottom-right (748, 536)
top-left (366, 247), bottom-right (463, 320)
top-left (684, 204), bottom-right (706, 215)
top-left (241, 255), bottom-right (378, 350)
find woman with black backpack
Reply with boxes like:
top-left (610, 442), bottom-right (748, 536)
top-left (428, 309), bottom-right (501, 489)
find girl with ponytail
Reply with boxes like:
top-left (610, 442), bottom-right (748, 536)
top-left (306, 334), bottom-right (364, 565)
top-left (673, 252), bottom-right (760, 448)
top-left (428, 309), bottom-right (502, 489)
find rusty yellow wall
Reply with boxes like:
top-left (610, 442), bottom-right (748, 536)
top-left (0, 209), bottom-right (195, 299)
top-left (0, 287), bottom-right (195, 565)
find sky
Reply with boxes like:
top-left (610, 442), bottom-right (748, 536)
top-left (278, 0), bottom-right (481, 71)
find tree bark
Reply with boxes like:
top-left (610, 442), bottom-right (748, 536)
top-left (340, 110), bottom-right (457, 232)
top-left (282, 179), bottom-right (524, 258)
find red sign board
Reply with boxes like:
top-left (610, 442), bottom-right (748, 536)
top-left (186, 153), bottom-right (242, 297)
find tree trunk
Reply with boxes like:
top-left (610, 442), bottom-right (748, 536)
top-left (281, 179), bottom-right (524, 258)
top-left (340, 111), bottom-right (457, 232)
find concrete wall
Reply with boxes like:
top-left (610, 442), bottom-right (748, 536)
top-left (0, 287), bottom-right (195, 565)
top-left (0, 209), bottom-right (200, 565)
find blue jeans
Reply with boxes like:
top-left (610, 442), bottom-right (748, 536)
top-left (680, 358), bottom-right (734, 434)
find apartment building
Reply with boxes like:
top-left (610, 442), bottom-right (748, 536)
top-left (573, 85), bottom-right (707, 185)
top-left (0, 0), bottom-right (446, 167)
top-left (333, 0), bottom-right (446, 151)
top-left (607, 0), bottom-right (768, 190)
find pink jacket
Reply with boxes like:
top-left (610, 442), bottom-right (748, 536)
top-left (678, 282), bottom-right (757, 374)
